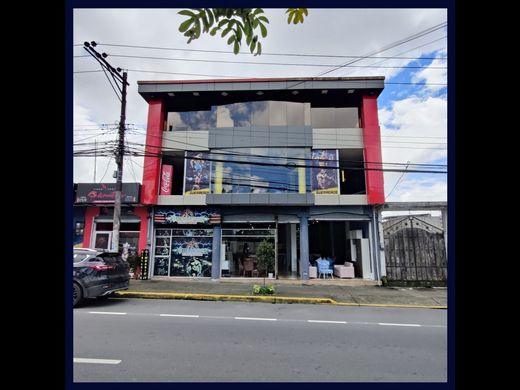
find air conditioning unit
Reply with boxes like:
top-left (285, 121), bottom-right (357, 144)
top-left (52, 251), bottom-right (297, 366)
top-left (349, 230), bottom-right (363, 239)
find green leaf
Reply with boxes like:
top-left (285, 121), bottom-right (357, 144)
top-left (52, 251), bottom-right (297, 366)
top-left (287, 12), bottom-right (294, 24)
top-left (253, 19), bottom-right (259, 29)
top-left (178, 10), bottom-right (196, 17)
top-left (205, 8), bottom-right (214, 26)
top-left (236, 27), bottom-right (242, 42)
top-left (221, 26), bottom-right (232, 37)
top-left (210, 26), bottom-right (219, 36)
top-left (259, 23), bottom-right (267, 38)
top-left (225, 8), bottom-right (233, 18)
top-left (257, 16), bottom-right (269, 24)
top-left (217, 19), bottom-right (228, 28)
top-left (233, 40), bottom-right (240, 54)
top-left (179, 19), bottom-right (193, 33)
top-left (302, 8), bottom-right (308, 16)
top-left (250, 39), bottom-right (257, 53)
top-left (246, 32), bottom-right (252, 46)
top-left (253, 8), bottom-right (264, 16)
top-left (227, 35), bottom-right (235, 45)
top-left (257, 41), bottom-right (262, 55)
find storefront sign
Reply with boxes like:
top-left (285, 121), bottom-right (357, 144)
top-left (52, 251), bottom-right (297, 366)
top-left (160, 164), bottom-right (173, 195)
top-left (311, 150), bottom-right (339, 194)
top-left (154, 208), bottom-right (220, 225)
top-left (184, 151), bottom-right (210, 195)
top-left (75, 183), bottom-right (140, 204)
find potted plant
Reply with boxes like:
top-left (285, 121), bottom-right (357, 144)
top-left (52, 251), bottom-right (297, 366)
top-left (255, 239), bottom-right (275, 287)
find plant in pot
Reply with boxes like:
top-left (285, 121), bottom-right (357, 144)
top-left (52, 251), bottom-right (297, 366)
top-left (255, 239), bottom-right (275, 288)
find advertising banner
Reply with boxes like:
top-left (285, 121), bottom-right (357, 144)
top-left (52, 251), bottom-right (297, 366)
top-left (154, 207), bottom-right (220, 225)
top-left (160, 164), bottom-right (173, 195)
top-left (311, 149), bottom-right (339, 194)
top-left (184, 152), bottom-right (210, 194)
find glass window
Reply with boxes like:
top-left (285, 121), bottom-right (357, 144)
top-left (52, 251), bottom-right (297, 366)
top-left (335, 107), bottom-right (359, 128)
top-left (250, 101), bottom-right (269, 126)
top-left (212, 147), bottom-right (310, 193)
top-left (152, 228), bottom-right (213, 277)
top-left (269, 102), bottom-right (287, 126)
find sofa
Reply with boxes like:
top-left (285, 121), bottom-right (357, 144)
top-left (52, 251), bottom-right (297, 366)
top-left (333, 262), bottom-right (355, 278)
top-left (308, 266), bottom-right (317, 279)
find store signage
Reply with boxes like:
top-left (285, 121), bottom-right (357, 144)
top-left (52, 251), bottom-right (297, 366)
top-left (75, 183), bottom-right (140, 204)
top-left (160, 165), bottom-right (173, 195)
top-left (154, 208), bottom-right (220, 225)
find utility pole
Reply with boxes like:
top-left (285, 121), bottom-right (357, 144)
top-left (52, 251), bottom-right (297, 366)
top-left (83, 41), bottom-right (130, 253)
top-left (112, 71), bottom-right (127, 252)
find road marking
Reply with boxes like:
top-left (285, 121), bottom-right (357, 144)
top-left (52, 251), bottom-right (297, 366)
top-left (159, 314), bottom-right (200, 318)
top-left (88, 311), bottom-right (127, 315)
top-left (378, 322), bottom-right (421, 327)
top-left (307, 320), bottom-right (347, 324)
top-left (74, 358), bottom-right (121, 365)
top-left (234, 317), bottom-right (277, 321)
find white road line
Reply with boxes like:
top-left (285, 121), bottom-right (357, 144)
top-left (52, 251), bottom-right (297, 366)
top-left (234, 317), bottom-right (277, 321)
top-left (159, 314), bottom-right (200, 318)
top-left (74, 358), bottom-right (121, 365)
top-left (307, 320), bottom-right (347, 324)
top-left (88, 311), bottom-right (127, 315)
top-left (378, 322), bottom-right (422, 327)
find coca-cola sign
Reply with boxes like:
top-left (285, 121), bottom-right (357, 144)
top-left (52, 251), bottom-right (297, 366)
top-left (75, 183), bottom-right (140, 204)
top-left (160, 165), bottom-right (173, 195)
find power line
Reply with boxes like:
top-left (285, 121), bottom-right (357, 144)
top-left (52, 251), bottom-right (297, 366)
top-left (385, 161), bottom-right (410, 200)
top-left (98, 156), bottom-right (113, 182)
top-left (73, 70), bottom-right (447, 86)
top-left (74, 54), bottom-right (447, 70)
top-left (74, 42), bottom-right (447, 60)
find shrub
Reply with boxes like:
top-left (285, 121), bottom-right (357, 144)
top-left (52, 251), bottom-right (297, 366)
top-left (252, 284), bottom-right (275, 295)
top-left (380, 275), bottom-right (388, 287)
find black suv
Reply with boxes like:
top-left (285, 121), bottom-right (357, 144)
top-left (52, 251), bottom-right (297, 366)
top-left (73, 248), bottom-right (130, 307)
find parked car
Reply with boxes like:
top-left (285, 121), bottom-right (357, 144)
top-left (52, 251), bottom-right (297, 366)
top-left (73, 248), bottom-right (130, 307)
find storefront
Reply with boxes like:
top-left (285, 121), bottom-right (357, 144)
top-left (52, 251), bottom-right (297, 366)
top-left (74, 183), bottom-right (149, 255)
top-left (151, 207), bottom-right (221, 277)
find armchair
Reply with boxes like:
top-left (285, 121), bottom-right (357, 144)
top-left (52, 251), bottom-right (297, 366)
top-left (316, 259), bottom-right (334, 279)
top-left (333, 262), bottom-right (355, 278)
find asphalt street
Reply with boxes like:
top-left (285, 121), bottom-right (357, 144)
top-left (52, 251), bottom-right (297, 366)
top-left (73, 298), bottom-right (447, 382)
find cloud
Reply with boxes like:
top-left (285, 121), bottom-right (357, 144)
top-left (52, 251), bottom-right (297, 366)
top-left (412, 50), bottom-right (447, 92)
top-left (386, 177), bottom-right (447, 202)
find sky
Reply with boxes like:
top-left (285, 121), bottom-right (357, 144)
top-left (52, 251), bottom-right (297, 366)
top-left (73, 8), bottom-right (447, 209)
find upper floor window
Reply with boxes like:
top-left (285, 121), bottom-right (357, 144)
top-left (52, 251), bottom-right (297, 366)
top-left (311, 107), bottom-right (359, 128)
top-left (165, 102), bottom-right (359, 131)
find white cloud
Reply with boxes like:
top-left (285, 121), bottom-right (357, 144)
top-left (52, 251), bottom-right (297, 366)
top-left (386, 177), bottom-right (447, 202)
top-left (412, 50), bottom-right (447, 92)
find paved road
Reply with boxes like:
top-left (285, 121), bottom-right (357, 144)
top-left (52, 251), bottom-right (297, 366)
top-left (74, 298), bottom-right (447, 382)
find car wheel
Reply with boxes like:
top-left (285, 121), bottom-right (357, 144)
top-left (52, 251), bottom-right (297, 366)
top-left (73, 282), bottom-right (83, 307)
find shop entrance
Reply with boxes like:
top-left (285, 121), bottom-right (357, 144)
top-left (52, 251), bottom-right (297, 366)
top-left (221, 224), bottom-right (276, 278)
top-left (276, 223), bottom-right (299, 279)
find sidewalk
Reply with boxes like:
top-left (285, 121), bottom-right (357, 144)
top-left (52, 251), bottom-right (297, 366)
top-left (115, 278), bottom-right (447, 309)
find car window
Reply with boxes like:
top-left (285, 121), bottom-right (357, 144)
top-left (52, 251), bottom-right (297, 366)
top-left (74, 253), bottom-right (93, 263)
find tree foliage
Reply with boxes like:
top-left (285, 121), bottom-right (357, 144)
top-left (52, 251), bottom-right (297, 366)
top-left (178, 8), bottom-right (308, 55)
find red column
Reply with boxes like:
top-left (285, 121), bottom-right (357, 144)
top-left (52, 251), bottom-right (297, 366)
top-left (361, 95), bottom-right (385, 204)
top-left (134, 207), bottom-right (149, 252)
top-left (141, 99), bottom-right (165, 204)
top-left (83, 206), bottom-right (100, 248)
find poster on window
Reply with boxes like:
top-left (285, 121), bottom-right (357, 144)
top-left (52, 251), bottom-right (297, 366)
top-left (311, 149), bottom-right (339, 194)
top-left (169, 236), bottom-right (213, 277)
top-left (184, 152), bottom-right (211, 194)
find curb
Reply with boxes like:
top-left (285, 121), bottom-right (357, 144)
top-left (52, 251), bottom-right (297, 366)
top-left (116, 291), bottom-right (334, 304)
top-left (115, 291), bottom-right (446, 309)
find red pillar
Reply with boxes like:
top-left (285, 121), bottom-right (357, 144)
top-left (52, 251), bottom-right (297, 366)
top-left (141, 99), bottom-right (165, 204)
top-left (361, 95), bottom-right (385, 204)
top-left (134, 207), bottom-right (149, 252)
top-left (83, 206), bottom-right (100, 248)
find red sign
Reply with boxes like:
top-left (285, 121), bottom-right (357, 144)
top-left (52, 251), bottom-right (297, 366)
top-left (160, 165), bottom-right (173, 195)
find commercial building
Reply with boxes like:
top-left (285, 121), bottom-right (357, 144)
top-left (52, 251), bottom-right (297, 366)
top-left (137, 77), bottom-right (386, 280)
top-left (73, 182), bottom-right (150, 257)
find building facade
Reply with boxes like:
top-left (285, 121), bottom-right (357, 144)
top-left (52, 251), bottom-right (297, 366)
top-left (74, 182), bottom-right (151, 257)
top-left (137, 77), bottom-right (386, 281)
